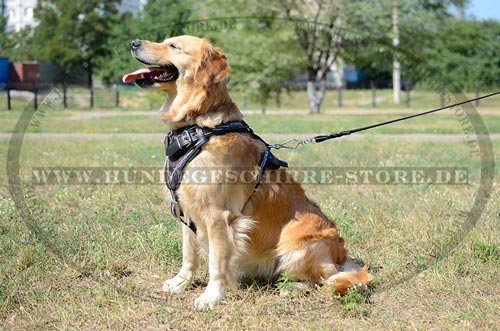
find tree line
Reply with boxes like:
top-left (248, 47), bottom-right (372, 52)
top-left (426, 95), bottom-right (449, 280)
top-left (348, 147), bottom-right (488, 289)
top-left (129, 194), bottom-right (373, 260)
top-left (1, 0), bottom-right (499, 113)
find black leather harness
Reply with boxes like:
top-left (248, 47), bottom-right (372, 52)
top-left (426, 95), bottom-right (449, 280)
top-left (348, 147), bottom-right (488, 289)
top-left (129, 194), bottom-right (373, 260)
top-left (164, 120), bottom-right (287, 233)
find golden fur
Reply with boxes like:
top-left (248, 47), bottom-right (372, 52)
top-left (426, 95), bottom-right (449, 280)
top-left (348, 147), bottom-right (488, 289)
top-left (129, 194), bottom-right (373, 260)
top-left (128, 35), bottom-right (371, 309)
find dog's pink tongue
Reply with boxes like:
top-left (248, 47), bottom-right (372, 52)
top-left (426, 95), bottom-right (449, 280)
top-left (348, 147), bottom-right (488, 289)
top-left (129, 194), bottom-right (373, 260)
top-left (122, 68), bottom-right (153, 83)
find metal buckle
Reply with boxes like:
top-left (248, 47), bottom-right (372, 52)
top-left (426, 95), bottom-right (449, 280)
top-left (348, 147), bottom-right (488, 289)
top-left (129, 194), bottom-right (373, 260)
top-left (174, 135), bottom-right (183, 150)
top-left (171, 200), bottom-right (181, 219)
top-left (184, 129), bottom-right (193, 144)
top-left (175, 129), bottom-right (194, 150)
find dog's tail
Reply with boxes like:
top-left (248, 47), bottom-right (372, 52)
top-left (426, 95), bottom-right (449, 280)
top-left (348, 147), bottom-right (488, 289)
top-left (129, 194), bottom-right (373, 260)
top-left (324, 259), bottom-right (372, 294)
top-left (227, 215), bottom-right (256, 287)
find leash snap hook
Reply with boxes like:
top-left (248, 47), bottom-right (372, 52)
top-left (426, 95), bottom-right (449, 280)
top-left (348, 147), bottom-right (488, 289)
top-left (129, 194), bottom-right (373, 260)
top-left (269, 137), bottom-right (315, 150)
top-left (300, 137), bottom-right (316, 145)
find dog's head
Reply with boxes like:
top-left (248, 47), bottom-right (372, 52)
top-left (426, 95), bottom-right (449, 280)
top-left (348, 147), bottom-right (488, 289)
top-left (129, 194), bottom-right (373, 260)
top-left (123, 35), bottom-right (235, 127)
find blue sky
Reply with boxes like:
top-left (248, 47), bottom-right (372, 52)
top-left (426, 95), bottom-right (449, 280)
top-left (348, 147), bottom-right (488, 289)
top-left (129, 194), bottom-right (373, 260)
top-left (466, 0), bottom-right (500, 20)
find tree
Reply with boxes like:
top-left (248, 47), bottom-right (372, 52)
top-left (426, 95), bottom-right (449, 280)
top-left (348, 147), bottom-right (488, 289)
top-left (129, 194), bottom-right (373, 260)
top-left (341, 0), bottom-right (471, 92)
top-left (392, 0), bottom-right (401, 104)
top-left (220, 25), bottom-right (303, 113)
top-left (138, 0), bottom-right (192, 38)
top-left (0, 11), bottom-right (7, 51)
top-left (98, 12), bottom-right (139, 85)
top-left (198, 0), bottom-right (475, 113)
top-left (275, 0), bottom-right (468, 111)
top-left (32, 0), bottom-right (120, 90)
top-left (275, 0), bottom-right (343, 113)
top-left (426, 18), bottom-right (500, 91)
top-left (0, 14), bottom-right (36, 62)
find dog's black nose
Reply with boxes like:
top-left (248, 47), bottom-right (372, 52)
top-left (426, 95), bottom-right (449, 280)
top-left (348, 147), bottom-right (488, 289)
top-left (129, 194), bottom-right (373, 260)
top-left (131, 39), bottom-right (142, 50)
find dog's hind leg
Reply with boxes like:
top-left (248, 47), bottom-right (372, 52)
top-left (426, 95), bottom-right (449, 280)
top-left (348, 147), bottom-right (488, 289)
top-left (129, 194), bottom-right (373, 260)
top-left (275, 227), bottom-right (371, 293)
top-left (323, 260), bottom-right (372, 294)
top-left (276, 228), bottom-right (346, 282)
top-left (163, 222), bottom-right (200, 294)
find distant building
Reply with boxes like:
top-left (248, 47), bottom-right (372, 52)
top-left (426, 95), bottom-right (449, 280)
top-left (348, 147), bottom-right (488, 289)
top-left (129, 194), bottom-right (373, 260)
top-left (4, 0), bottom-right (37, 32)
top-left (4, 0), bottom-right (144, 32)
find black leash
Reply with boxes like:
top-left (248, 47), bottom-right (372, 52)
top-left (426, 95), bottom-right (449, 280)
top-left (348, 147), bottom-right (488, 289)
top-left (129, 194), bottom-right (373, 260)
top-left (269, 91), bottom-right (500, 150)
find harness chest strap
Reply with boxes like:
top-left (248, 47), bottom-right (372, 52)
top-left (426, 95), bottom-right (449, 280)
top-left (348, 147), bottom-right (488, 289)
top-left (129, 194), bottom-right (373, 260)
top-left (164, 121), bottom-right (287, 234)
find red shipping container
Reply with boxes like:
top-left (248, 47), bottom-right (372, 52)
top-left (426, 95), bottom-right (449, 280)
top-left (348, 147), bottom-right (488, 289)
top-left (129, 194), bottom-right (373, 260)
top-left (9, 62), bottom-right (40, 89)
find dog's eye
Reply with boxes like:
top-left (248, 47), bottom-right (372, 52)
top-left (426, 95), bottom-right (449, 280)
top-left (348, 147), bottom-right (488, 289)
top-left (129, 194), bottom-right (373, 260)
top-left (170, 44), bottom-right (180, 50)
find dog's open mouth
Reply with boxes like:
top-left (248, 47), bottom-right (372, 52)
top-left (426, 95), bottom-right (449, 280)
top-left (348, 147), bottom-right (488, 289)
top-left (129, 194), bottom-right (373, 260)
top-left (122, 64), bottom-right (179, 86)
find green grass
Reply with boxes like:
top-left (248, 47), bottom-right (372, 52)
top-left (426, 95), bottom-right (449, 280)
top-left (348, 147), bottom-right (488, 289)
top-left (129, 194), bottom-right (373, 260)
top-left (1, 109), bottom-right (500, 135)
top-left (1, 130), bottom-right (499, 329)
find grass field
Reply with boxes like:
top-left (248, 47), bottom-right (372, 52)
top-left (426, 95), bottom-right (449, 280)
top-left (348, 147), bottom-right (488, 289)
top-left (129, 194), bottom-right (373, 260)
top-left (2, 110), bottom-right (500, 135)
top-left (1, 97), bottom-right (499, 330)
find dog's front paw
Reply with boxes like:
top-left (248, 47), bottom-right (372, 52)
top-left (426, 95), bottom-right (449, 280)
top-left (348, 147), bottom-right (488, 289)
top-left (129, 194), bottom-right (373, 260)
top-left (163, 275), bottom-right (191, 294)
top-left (193, 286), bottom-right (225, 310)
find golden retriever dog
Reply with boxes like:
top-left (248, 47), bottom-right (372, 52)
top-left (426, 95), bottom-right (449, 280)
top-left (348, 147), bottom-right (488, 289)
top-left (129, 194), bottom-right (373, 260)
top-left (123, 35), bottom-right (371, 310)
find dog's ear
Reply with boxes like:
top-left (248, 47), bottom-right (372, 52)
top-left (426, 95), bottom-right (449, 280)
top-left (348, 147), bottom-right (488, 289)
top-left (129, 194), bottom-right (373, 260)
top-left (195, 46), bottom-right (230, 86)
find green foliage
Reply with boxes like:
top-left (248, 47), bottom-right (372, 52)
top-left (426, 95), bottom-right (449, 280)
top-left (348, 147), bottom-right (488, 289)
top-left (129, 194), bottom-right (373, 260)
top-left (426, 19), bottom-right (500, 91)
top-left (0, 14), bottom-right (36, 61)
top-left (2, 0), bottom-right (498, 98)
top-left (97, 12), bottom-right (139, 85)
top-left (32, 0), bottom-right (121, 84)
top-left (199, 0), bottom-right (476, 112)
top-left (214, 25), bottom-right (302, 111)
top-left (198, 1), bottom-right (303, 111)
top-left (343, 0), bottom-right (475, 85)
top-left (140, 0), bottom-right (192, 37)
